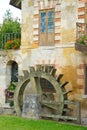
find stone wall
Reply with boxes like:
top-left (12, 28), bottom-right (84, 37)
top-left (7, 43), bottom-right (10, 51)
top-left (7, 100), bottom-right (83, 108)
top-left (20, 0), bottom-right (87, 100)
top-left (21, 0), bottom-right (78, 47)
top-left (0, 0), bottom-right (87, 122)
top-left (20, 0), bottom-right (87, 121)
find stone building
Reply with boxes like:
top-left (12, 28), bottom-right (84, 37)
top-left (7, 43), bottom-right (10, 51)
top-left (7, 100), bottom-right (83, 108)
top-left (0, 0), bottom-right (87, 124)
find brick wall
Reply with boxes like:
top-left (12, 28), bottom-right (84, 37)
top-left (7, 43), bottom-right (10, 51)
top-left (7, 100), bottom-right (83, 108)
top-left (78, 0), bottom-right (86, 23)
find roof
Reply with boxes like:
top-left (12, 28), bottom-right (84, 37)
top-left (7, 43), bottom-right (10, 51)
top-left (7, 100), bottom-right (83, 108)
top-left (9, 0), bottom-right (21, 9)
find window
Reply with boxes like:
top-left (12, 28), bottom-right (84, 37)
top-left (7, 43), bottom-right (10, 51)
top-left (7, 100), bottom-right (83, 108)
top-left (11, 62), bottom-right (18, 82)
top-left (40, 12), bottom-right (46, 33)
top-left (6, 61), bottom-right (18, 103)
top-left (39, 9), bottom-right (54, 46)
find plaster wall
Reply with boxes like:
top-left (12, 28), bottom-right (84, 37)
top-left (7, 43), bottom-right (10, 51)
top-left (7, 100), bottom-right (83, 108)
top-left (21, 0), bottom-right (34, 47)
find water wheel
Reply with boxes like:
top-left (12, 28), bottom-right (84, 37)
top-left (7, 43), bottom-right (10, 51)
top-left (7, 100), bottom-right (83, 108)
top-left (14, 65), bottom-right (72, 118)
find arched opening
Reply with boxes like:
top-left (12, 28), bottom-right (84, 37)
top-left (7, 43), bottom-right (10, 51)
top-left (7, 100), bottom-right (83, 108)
top-left (5, 60), bottom-right (18, 103)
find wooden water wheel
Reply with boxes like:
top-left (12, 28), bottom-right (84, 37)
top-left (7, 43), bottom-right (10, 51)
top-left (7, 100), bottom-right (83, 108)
top-left (14, 65), bottom-right (72, 119)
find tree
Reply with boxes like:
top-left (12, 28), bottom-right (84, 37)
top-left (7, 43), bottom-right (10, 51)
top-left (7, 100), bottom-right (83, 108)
top-left (0, 9), bottom-right (21, 48)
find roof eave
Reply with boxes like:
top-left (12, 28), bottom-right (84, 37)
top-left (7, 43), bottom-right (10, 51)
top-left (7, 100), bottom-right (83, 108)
top-left (9, 0), bottom-right (21, 9)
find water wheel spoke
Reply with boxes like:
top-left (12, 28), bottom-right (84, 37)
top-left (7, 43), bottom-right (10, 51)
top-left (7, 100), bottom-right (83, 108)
top-left (60, 81), bottom-right (69, 88)
top-left (63, 90), bottom-right (72, 95)
top-left (50, 68), bottom-right (56, 76)
top-left (56, 74), bottom-right (64, 82)
top-left (41, 100), bottom-right (62, 110)
top-left (18, 76), bottom-right (24, 81)
top-left (36, 65), bottom-right (42, 72)
top-left (29, 66), bottom-right (35, 73)
top-left (23, 70), bottom-right (29, 78)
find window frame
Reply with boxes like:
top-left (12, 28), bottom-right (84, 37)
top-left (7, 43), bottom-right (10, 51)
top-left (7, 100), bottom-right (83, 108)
top-left (39, 8), bottom-right (55, 46)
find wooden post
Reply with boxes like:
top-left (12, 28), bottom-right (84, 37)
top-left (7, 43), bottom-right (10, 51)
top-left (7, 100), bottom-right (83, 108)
top-left (76, 101), bottom-right (81, 124)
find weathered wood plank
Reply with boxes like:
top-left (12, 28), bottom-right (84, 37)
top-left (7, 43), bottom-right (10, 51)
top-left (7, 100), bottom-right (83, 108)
top-left (41, 114), bottom-right (77, 121)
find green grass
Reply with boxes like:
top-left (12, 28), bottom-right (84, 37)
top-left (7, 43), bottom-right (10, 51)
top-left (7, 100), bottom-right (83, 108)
top-left (0, 116), bottom-right (86, 130)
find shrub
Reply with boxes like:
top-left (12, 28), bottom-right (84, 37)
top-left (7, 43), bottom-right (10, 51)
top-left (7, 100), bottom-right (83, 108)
top-left (7, 83), bottom-right (16, 91)
top-left (76, 35), bottom-right (87, 45)
top-left (4, 39), bottom-right (20, 49)
top-left (9, 100), bottom-right (14, 107)
top-left (5, 82), bottom-right (16, 99)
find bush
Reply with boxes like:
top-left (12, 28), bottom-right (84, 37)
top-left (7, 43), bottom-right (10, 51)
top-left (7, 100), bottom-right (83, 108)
top-left (76, 35), bottom-right (87, 45)
top-left (4, 39), bottom-right (20, 49)
top-left (8, 83), bottom-right (16, 91)
top-left (5, 82), bottom-right (16, 99)
top-left (9, 100), bottom-right (14, 107)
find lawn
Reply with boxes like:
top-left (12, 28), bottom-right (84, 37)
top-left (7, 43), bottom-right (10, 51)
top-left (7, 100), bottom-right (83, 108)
top-left (0, 116), bottom-right (86, 130)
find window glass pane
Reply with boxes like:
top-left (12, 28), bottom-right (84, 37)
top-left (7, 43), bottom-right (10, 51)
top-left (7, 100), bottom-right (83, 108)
top-left (40, 12), bottom-right (46, 32)
top-left (48, 11), bottom-right (54, 32)
top-left (11, 62), bottom-right (18, 82)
